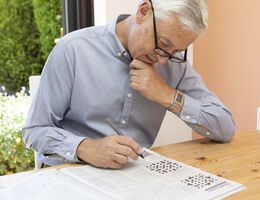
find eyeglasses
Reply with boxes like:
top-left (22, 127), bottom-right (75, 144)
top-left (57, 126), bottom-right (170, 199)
top-left (149, 0), bottom-right (187, 63)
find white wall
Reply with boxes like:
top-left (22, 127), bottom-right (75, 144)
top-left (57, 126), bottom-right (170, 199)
top-left (94, 0), bottom-right (139, 25)
top-left (94, 0), bottom-right (106, 26)
top-left (94, 0), bottom-right (192, 146)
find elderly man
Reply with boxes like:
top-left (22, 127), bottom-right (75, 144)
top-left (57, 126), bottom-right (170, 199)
top-left (23, 0), bottom-right (235, 169)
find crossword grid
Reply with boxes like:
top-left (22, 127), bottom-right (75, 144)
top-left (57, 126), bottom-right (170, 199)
top-left (146, 160), bottom-right (182, 174)
top-left (181, 173), bottom-right (218, 189)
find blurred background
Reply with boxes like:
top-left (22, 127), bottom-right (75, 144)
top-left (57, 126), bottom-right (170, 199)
top-left (0, 0), bottom-right (259, 175)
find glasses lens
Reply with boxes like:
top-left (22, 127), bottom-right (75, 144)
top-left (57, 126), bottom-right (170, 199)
top-left (169, 50), bottom-right (186, 63)
top-left (154, 48), bottom-right (187, 63)
top-left (153, 48), bottom-right (169, 57)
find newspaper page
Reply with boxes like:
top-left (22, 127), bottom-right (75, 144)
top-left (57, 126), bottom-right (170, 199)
top-left (0, 169), bottom-right (115, 200)
top-left (61, 148), bottom-right (245, 200)
top-left (0, 148), bottom-right (245, 200)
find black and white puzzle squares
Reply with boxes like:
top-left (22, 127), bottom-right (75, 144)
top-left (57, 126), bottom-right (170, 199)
top-left (146, 159), bottom-right (183, 174)
top-left (181, 173), bottom-right (219, 189)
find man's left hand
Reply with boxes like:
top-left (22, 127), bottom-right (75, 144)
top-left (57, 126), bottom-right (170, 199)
top-left (129, 59), bottom-right (174, 106)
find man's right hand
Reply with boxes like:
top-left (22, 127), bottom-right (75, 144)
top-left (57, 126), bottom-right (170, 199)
top-left (76, 135), bottom-right (143, 169)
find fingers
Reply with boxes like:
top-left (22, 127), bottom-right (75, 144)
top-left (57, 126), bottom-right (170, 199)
top-left (129, 59), bottom-right (155, 93)
top-left (129, 81), bottom-right (139, 91)
top-left (104, 145), bottom-right (135, 169)
top-left (108, 161), bottom-right (123, 169)
top-left (105, 145), bottom-right (134, 169)
top-left (112, 153), bottom-right (128, 165)
top-left (129, 67), bottom-right (142, 87)
top-left (115, 136), bottom-right (142, 157)
top-left (130, 75), bottom-right (140, 84)
top-left (130, 59), bottom-right (151, 70)
top-left (76, 135), bottom-right (142, 170)
top-left (116, 145), bottom-right (139, 160)
top-left (129, 68), bottom-right (140, 76)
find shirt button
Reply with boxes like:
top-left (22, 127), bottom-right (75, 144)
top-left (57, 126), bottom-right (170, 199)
top-left (121, 120), bottom-right (126, 125)
top-left (117, 52), bottom-right (121, 57)
top-left (66, 152), bottom-right (71, 157)
top-left (127, 93), bottom-right (132, 98)
top-left (185, 115), bottom-right (191, 120)
top-left (123, 52), bottom-right (128, 56)
top-left (206, 132), bottom-right (210, 135)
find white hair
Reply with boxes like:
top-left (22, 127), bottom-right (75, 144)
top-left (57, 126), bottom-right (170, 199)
top-left (151, 0), bottom-right (208, 34)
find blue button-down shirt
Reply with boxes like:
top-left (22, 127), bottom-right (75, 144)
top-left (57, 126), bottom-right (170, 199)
top-left (22, 18), bottom-right (236, 165)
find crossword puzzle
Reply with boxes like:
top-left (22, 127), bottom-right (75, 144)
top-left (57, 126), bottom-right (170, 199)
top-left (146, 159), bottom-right (183, 174)
top-left (181, 173), bottom-right (218, 189)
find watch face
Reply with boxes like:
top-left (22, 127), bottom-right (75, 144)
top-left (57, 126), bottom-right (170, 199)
top-left (176, 92), bottom-right (183, 103)
top-left (167, 91), bottom-right (184, 113)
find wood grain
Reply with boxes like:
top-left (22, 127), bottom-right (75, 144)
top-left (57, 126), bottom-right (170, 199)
top-left (152, 130), bottom-right (260, 200)
top-left (2, 131), bottom-right (259, 199)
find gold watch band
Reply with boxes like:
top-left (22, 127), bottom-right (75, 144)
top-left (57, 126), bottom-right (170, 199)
top-left (167, 90), bottom-right (184, 113)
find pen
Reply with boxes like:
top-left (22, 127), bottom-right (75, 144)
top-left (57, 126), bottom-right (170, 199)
top-left (105, 117), bottom-right (144, 158)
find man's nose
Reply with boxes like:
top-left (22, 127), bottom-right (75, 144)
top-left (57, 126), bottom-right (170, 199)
top-left (156, 55), bottom-right (168, 65)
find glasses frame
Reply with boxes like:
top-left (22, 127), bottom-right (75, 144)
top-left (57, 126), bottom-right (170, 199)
top-left (149, 0), bottom-right (187, 63)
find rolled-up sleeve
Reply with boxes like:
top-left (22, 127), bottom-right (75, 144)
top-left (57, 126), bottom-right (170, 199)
top-left (177, 62), bottom-right (236, 143)
top-left (22, 39), bottom-right (86, 164)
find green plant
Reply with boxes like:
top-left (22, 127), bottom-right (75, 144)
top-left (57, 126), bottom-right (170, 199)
top-left (0, 0), bottom-right (43, 93)
top-left (33, 0), bottom-right (62, 61)
top-left (0, 87), bottom-right (34, 175)
top-left (0, 0), bottom-right (61, 93)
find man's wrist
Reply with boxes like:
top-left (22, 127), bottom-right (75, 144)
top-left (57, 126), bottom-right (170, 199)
top-left (167, 90), bottom-right (184, 113)
top-left (76, 138), bottom-right (92, 162)
top-left (156, 86), bottom-right (176, 108)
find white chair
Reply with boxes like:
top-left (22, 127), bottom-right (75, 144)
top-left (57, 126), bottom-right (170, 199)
top-left (257, 107), bottom-right (260, 131)
top-left (29, 75), bottom-right (42, 169)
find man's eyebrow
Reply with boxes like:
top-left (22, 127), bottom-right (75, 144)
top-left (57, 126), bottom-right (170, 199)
top-left (163, 38), bottom-right (186, 52)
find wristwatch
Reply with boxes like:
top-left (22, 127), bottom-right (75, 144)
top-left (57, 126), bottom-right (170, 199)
top-left (167, 90), bottom-right (184, 113)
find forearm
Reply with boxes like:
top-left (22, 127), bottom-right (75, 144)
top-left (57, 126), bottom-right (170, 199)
top-left (150, 82), bottom-right (235, 142)
top-left (179, 94), bottom-right (236, 142)
top-left (22, 126), bottom-right (86, 164)
top-left (154, 85), bottom-right (176, 108)
top-left (155, 61), bottom-right (237, 142)
top-left (21, 38), bottom-right (82, 164)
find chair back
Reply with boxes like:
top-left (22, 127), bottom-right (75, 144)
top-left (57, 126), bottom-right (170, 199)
top-left (29, 76), bottom-right (41, 100)
top-left (29, 75), bottom-right (42, 169)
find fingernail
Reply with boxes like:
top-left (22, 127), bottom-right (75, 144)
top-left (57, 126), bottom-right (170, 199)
top-left (137, 148), bottom-right (144, 154)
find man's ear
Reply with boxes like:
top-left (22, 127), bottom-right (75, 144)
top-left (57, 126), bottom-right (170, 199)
top-left (135, 0), bottom-right (151, 24)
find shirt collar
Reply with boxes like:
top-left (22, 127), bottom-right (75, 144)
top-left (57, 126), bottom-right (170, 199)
top-left (107, 15), bottom-right (132, 62)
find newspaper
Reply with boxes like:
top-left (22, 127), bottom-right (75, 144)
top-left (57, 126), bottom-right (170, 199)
top-left (0, 148), bottom-right (245, 200)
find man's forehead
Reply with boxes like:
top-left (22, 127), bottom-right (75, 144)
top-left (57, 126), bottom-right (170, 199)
top-left (157, 19), bottom-right (197, 49)
top-left (156, 19), bottom-right (180, 39)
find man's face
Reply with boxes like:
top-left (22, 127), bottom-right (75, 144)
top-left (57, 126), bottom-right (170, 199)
top-left (128, 9), bottom-right (198, 65)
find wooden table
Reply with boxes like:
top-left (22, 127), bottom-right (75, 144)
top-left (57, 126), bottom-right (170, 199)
top-left (1, 130), bottom-right (259, 199)
top-left (152, 130), bottom-right (260, 200)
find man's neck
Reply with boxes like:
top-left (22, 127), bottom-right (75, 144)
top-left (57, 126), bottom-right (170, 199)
top-left (116, 15), bottom-right (134, 51)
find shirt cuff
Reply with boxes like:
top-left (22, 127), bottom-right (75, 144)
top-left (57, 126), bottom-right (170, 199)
top-left (180, 94), bottom-right (202, 124)
top-left (57, 135), bottom-right (87, 162)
